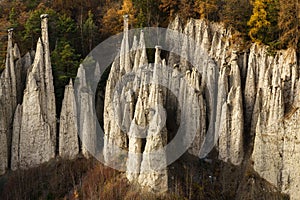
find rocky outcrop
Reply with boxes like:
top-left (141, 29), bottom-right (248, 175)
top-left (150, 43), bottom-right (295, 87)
top-left (103, 18), bottom-right (171, 191)
top-left (11, 104), bottom-right (22, 171)
top-left (59, 79), bottom-right (79, 159)
top-left (0, 28), bottom-right (25, 175)
top-left (168, 19), bottom-right (299, 199)
top-left (165, 17), bottom-right (245, 164)
top-left (75, 63), bottom-right (99, 159)
top-left (0, 12), bottom-right (299, 200)
top-left (217, 52), bottom-right (244, 165)
top-left (100, 16), bottom-right (204, 191)
top-left (11, 14), bottom-right (57, 169)
top-left (132, 47), bottom-right (168, 192)
top-left (103, 16), bottom-right (244, 191)
top-left (102, 16), bottom-right (299, 198)
top-left (2, 14), bottom-right (81, 172)
top-left (251, 48), bottom-right (299, 200)
top-left (103, 15), bottom-right (131, 166)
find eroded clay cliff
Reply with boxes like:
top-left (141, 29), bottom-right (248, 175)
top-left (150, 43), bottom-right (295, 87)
top-left (11, 15), bottom-right (57, 169)
top-left (0, 13), bottom-right (299, 200)
top-left (102, 16), bottom-right (299, 199)
top-left (0, 28), bottom-right (30, 174)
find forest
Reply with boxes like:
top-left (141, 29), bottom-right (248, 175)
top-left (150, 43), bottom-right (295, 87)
top-left (0, 0), bottom-right (299, 105)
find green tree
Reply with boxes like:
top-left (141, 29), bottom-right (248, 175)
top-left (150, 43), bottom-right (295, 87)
top-left (52, 41), bottom-right (80, 78)
top-left (5, 1), bottom-right (28, 52)
top-left (133, 0), bottom-right (160, 26)
top-left (266, 0), bottom-right (280, 43)
top-left (23, 7), bottom-right (59, 50)
top-left (136, 8), bottom-right (147, 27)
top-left (51, 40), bottom-right (80, 113)
top-left (56, 14), bottom-right (78, 39)
top-left (247, 0), bottom-right (279, 44)
top-left (83, 11), bottom-right (98, 54)
top-left (55, 13), bottom-right (82, 57)
top-left (9, 7), bottom-right (19, 29)
top-left (22, 0), bottom-right (40, 10)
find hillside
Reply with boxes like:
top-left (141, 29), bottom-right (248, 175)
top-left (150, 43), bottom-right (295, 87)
top-left (0, 0), bottom-right (299, 199)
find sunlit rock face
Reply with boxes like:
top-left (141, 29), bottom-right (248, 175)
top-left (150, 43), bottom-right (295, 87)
top-left (0, 12), bottom-right (298, 199)
top-left (2, 14), bottom-right (83, 173)
top-left (0, 29), bottom-right (17, 175)
top-left (59, 79), bottom-right (79, 159)
top-left (217, 51), bottom-right (244, 166)
top-left (11, 104), bottom-right (22, 171)
top-left (103, 16), bottom-right (299, 198)
top-left (11, 15), bottom-right (57, 169)
top-left (75, 63), bottom-right (99, 159)
top-left (166, 18), bottom-right (245, 164)
top-left (103, 16), bottom-right (245, 192)
top-left (0, 28), bottom-right (30, 175)
top-left (250, 47), bottom-right (300, 200)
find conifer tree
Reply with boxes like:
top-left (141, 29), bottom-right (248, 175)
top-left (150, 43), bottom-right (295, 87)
top-left (247, 0), bottom-right (279, 44)
top-left (83, 11), bottom-right (98, 54)
top-left (23, 7), bottom-right (59, 50)
top-left (51, 40), bottom-right (80, 113)
top-left (133, 0), bottom-right (160, 26)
